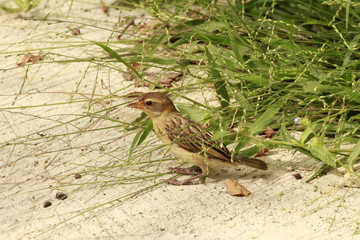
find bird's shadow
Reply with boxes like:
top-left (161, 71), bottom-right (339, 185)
top-left (162, 150), bottom-right (326, 185)
top-left (201, 153), bottom-right (323, 183)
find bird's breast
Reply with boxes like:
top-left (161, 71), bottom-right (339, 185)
top-left (152, 118), bottom-right (172, 145)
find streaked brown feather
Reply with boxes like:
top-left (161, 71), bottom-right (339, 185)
top-left (163, 113), bottom-right (232, 162)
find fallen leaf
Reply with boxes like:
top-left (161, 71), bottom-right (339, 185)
top-left (17, 53), bottom-right (43, 66)
top-left (142, 19), bottom-right (163, 29)
top-left (154, 72), bottom-right (183, 88)
top-left (255, 148), bottom-right (269, 157)
top-left (265, 126), bottom-right (277, 138)
top-left (122, 62), bottom-right (143, 82)
top-left (137, 19), bottom-right (163, 36)
top-left (224, 178), bottom-right (251, 196)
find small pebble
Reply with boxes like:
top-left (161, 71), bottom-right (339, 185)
top-left (55, 192), bottom-right (67, 200)
top-left (43, 201), bottom-right (52, 208)
top-left (292, 173), bottom-right (302, 179)
top-left (71, 28), bottom-right (81, 35)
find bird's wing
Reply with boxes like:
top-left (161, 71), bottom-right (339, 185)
top-left (164, 114), bottom-right (231, 161)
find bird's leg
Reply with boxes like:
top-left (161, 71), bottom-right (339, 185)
top-left (168, 166), bottom-right (202, 175)
top-left (165, 173), bottom-right (207, 186)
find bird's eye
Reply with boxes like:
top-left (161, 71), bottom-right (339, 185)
top-left (145, 101), bottom-right (153, 106)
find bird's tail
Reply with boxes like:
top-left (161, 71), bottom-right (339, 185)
top-left (233, 155), bottom-right (268, 170)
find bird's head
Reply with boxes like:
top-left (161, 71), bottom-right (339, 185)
top-left (126, 92), bottom-right (177, 118)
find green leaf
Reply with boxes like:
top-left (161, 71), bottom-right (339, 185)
top-left (211, 121), bottom-right (229, 141)
top-left (346, 90), bottom-right (360, 103)
top-left (279, 124), bottom-right (292, 143)
top-left (125, 112), bottom-right (148, 131)
top-left (205, 46), bottom-right (229, 109)
top-left (306, 164), bottom-right (333, 183)
top-left (230, 38), bottom-right (244, 63)
top-left (194, 32), bottom-right (231, 45)
top-left (301, 20), bottom-right (329, 25)
top-left (300, 126), bottom-right (315, 145)
top-left (176, 105), bottom-right (210, 123)
top-left (347, 139), bottom-right (360, 172)
top-left (237, 145), bottom-right (263, 158)
top-left (214, 80), bottom-right (230, 109)
top-left (242, 74), bottom-right (269, 86)
top-left (235, 98), bottom-right (283, 152)
top-left (140, 57), bottom-right (176, 65)
top-left (247, 100), bottom-right (283, 135)
top-left (291, 146), bottom-right (317, 160)
top-left (302, 81), bottom-right (321, 92)
top-left (309, 137), bottom-right (337, 167)
top-left (128, 120), bottom-right (153, 160)
top-left (1, 0), bottom-right (41, 13)
top-left (184, 19), bottom-right (206, 26)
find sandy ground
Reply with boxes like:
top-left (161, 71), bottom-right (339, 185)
top-left (0, 1), bottom-right (359, 240)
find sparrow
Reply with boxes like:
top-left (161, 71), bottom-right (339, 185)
top-left (127, 92), bottom-right (267, 185)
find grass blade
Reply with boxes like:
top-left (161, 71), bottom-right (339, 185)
top-left (309, 137), bottom-right (337, 167)
top-left (235, 98), bottom-right (284, 152)
top-left (347, 139), bottom-right (360, 172)
top-left (128, 120), bottom-right (153, 160)
top-left (205, 46), bottom-right (229, 109)
top-left (306, 164), bottom-right (333, 183)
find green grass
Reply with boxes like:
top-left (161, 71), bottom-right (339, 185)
top-left (0, 0), bottom-right (41, 12)
top-left (103, 0), bottom-right (360, 181)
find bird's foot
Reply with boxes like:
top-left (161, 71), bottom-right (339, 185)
top-left (164, 173), bottom-right (206, 186)
top-left (164, 178), bottom-right (201, 185)
top-left (168, 166), bottom-right (202, 175)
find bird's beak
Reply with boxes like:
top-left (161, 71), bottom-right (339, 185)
top-left (126, 101), bottom-right (146, 110)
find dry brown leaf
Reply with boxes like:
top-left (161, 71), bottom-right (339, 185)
top-left (265, 126), bottom-right (277, 138)
top-left (17, 53), bottom-right (43, 66)
top-left (186, 10), bottom-right (208, 19)
top-left (255, 148), bottom-right (269, 157)
top-left (155, 72), bottom-right (183, 88)
top-left (122, 62), bottom-right (143, 82)
top-left (136, 19), bottom-right (164, 37)
top-left (224, 178), bottom-right (251, 196)
top-left (143, 19), bottom-right (163, 29)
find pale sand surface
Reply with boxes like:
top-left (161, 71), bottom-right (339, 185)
top-left (0, 1), bottom-right (359, 240)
